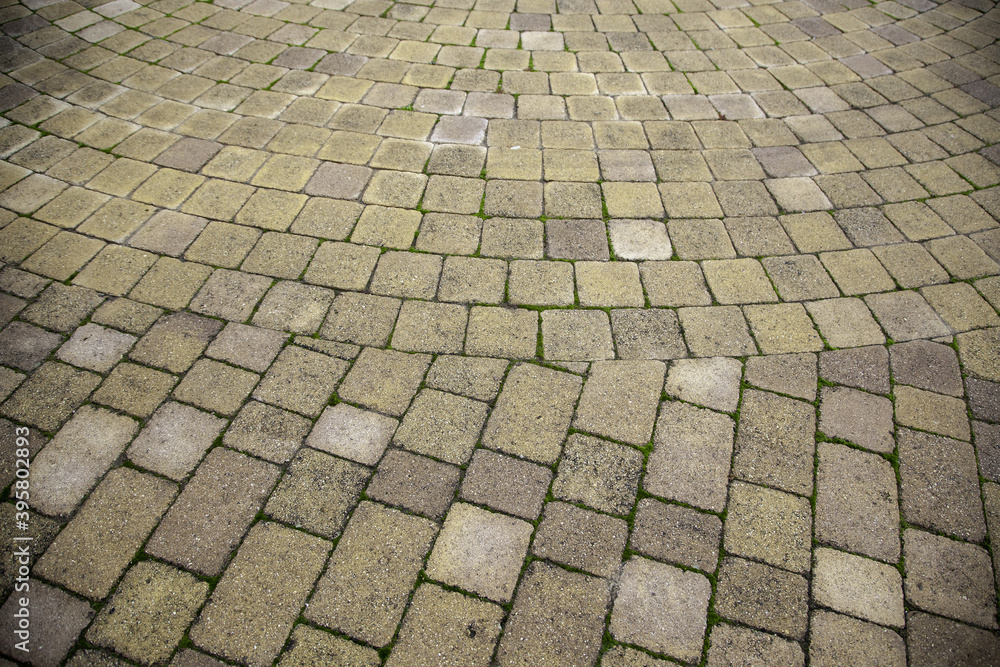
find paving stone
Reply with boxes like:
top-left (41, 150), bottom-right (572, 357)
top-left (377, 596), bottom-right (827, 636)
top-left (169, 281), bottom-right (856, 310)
top-left (646, 401), bottom-right (735, 512)
top-left (744, 353), bottom-right (816, 401)
top-left (277, 626), bottom-right (379, 667)
top-left (127, 402), bottom-right (224, 481)
top-left (337, 347), bottom-right (430, 417)
top-left (425, 355), bottom-right (507, 402)
top-left (906, 611), bottom-right (1000, 667)
top-left (459, 448), bottom-right (551, 520)
top-left (898, 427), bottom-right (985, 542)
top-left (678, 306), bottom-right (757, 357)
top-left (306, 502), bottom-right (436, 646)
top-left (923, 281), bottom-right (1000, 333)
top-left (222, 401), bottom-right (310, 464)
top-left (130, 312), bottom-right (222, 374)
top-left (630, 498), bottom-right (721, 573)
top-left (251, 282), bottom-right (332, 335)
top-left (533, 501), bottom-right (627, 578)
top-left (34, 467), bottom-right (175, 600)
top-left (813, 547), bottom-right (905, 628)
top-left (552, 433), bottom-right (642, 516)
top-left (819, 386), bottom-right (894, 452)
top-left (968, 378), bottom-right (1000, 423)
top-left (957, 327), bottom-right (1000, 382)
top-left (494, 561), bottom-right (610, 667)
top-left (819, 346), bottom-right (891, 394)
top-left (306, 403), bottom-right (397, 466)
top-left (895, 385), bottom-right (970, 441)
top-left (86, 561), bottom-right (208, 666)
top-left (393, 388), bottom-right (488, 465)
top-left (253, 346), bottom-right (347, 417)
top-left (20, 283), bottom-right (104, 333)
top-left (865, 291), bottom-right (951, 342)
top-left (205, 322), bottom-right (287, 373)
top-left (573, 360), bottom-right (664, 446)
top-left (809, 610), bottom-right (905, 667)
top-left (733, 390), bottom-right (815, 496)
top-left (320, 291), bottom-right (399, 347)
top-left (725, 480), bottom-right (811, 574)
top-left (191, 522), bottom-right (331, 666)
top-left (639, 261), bottom-right (712, 307)
top-left (390, 300), bottom-right (468, 354)
top-left (714, 557), bottom-right (809, 641)
top-left (664, 357), bottom-right (741, 413)
top-left (0, 361), bottom-right (100, 431)
top-left (610, 308), bottom-right (687, 361)
top-left (146, 448), bottom-right (280, 576)
top-left (0, 579), bottom-right (90, 665)
top-left (890, 339), bottom-right (963, 396)
top-left (386, 585), bottom-right (504, 667)
top-left (903, 528), bottom-right (998, 629)
top-left (265, 447), bottom-right (369, 538)
top-left (0, 321), bottom-right (61, 372)
top-left (189, 269), bottom-right (271, 322)
top-left (366, 448), bottom-right (459, 520)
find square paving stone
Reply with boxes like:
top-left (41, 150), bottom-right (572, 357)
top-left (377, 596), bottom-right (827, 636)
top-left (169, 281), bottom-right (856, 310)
top-left (0, 362), bottom-right (100, 431)
top-left (646, 401), bottom-right (735, 512)
top-left (0, 321), bottom-right (61, 371)
top-left (369, 251), bottom-right (442, 299)
top-left (820, 345), bottom-right (891, 394)
top-left (608, 219), bottom-right (672, 260)
top-left (73, 245), bottom-right (157, 296)
top-left (463, 306), bottom-right (539, 359)
top-left (251, 282), bottom-right (334, 335)
top-left (575, 261), bottom-right (644, 307)
top-left (130, 312), bottom-right (222, 374)
top-left (146, 448), bottom-right (280, 577)
top-left (306, 403), bottom-right (398, 466)
top-left (640, 261), bottom-right (712, 307)
top-left (922, 282), bottom-right (1000, 334)
top-left (907, 611), bottom-right (1000, 667)
top-left (127, 402), bottom-right (225, 481)
top-left (806, 298), bottom-right (887, 348)
top-left (678, 306), bottom-right (757, 357)
top-left (957, 327), bottom-right (1000, 383)
top-left (277, 626), bottom-right (380, 667)
top-left (393, 388), bottom-right (488, 465)
top-left (820, 386), bottom-right (894, 452)
top-left (903, 529), bottom-right (998, 629)
top-left (708, 624), bottom-right (805, 667)
top-left (127, 257), bottom-right (212, 311)
top-left (494, 561), bottom-right (610, 667)
top-left (205, 323), bottom-right (287, 373)
top-left (459, 448), bottom-right (551, 520)
top-left (546, 219), bottom-right (609, 260)
top-left (552, 433), bottom-right (642, 516)
top-left (306, 502), bottom-right (437, 647)
top-left (184, 221), bottom-right (260, 268)
top-left (86, 561), bottom-right (209, 666)
top-left (815, 441), bottom-right (901, 562)
top-left (390, 301), bottom-right (468, 354)
top-left (630, 498), bottom-right (722, 574)
top-left (533, 501), bottom-right (628, 578)
top-left (733, 390), bottom-right (816, 496)
top-left (337, 348), bottom-right (431, 416)
top-left (542, 309), bottom-right (615, 361)
top-left (715, 557), bottom-right (809, 641)
top-left (744, 353), bottom-right (816, 402)
top-left (303, 242), bottom-right (380, 291)
top-left (703, 258), bottom-right (779, 305)
top-left (895, 385), bottom-right (970, 441)
top-left (480, 217), bottom-right (544, 259)
top-left (725, 480), bottom-right (812, 574)
top-left (93, 362), bottom-right (177, 418)
top-left (173, 359), bottom-right (258, 416)
top-left (253, 346), bottom-right (348, 417)
top-left (265, 447), bottom-right (369, 538)
top-left (437, 257), bottom-right (506, 304)
top-left (425, 355), bottom-right (508, 402)
top-left (189, 269), bottom-right (271, 322)
top-left (481, 365), bottom-right (582, 464)
top-left (744, 303), bottom-right (824, 354)
top-left (968, 379), bottom-right (1000, 423)
top-left (223, 401), bottom-right (311, 464)
top-left (813, 547), bottom-right (905, 629)
top-left (898, 428), bottom-right (985, 542)
top-left (0, 580), bottom-right (94, 666)
top-left (190, 522), bottom-right (330, 667)
top-left (386, 585), bottom-right (504, 667)
top-left (34, 467), bottom-right (176, 600)
top-left (610, 556), bottom-right (711, 663)
top-left (320, 291), bottom-right (400, 347)
top-left (820, 249), bottom-right (897, 296)
top-left (508, 260), bottom-right (574, 306)
top-left (366, 449), bottom-right (460, 520)
top-left (809, 610), bottom-right (905, 667)
top-left (573, 360), bottom-right (665, 446)
top-left (610, 308), bottom-right (687, 360)
top-left (20, 283), bottom-right (104, 333)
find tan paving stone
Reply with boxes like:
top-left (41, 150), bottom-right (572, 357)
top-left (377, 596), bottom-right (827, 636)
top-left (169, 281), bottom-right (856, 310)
top-left (715, 557), bottom-right (808, 641)
top-left (542, 309), bottom-right (614, 361)
top-left (130, 312), bottom-right (221, 374)
top-left (809, 611), bottom-right (905, 667)
top-left (707, 624), bottom-right (805, 667)
top-left (733, 389), bottom-right (815, 496)
top-left (725, 480), bottom-right (812, 574)
top-left (573, 360), bottom-right (664, 446)
top-left (895, 385), bottom-right (971, 441)
top-left (253, 346), bottom-right (347, 417)
top-left (679, 306), bottom-right (757, 357)
top-left (820, 386), bottom-right (894, 453)
top-left (391, 300), bottom-right (469, 353)
top-left (665, 357), bottom-right (742, 413)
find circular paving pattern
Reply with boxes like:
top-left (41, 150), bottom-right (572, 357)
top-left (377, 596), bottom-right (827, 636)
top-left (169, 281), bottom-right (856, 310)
top-left (1, 0), bottom-right (1000, 663)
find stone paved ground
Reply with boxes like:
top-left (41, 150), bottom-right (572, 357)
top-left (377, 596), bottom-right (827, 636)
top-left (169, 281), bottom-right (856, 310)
top-left (0, 0), bottom-right (999, 662)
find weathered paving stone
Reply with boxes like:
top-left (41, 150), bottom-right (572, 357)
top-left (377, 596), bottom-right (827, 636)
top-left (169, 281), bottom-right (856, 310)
top-left (265, 447), bottom-right (369, 538)
top-left (957, 327), bottom-right (1000, 383)
top-left (706, 624), bottom-right (805, 667)
top-left (906, 611), bottom-right (1000, 667)
top-left (898, 427), bottom-right (986, 542)
top-left (30, 405), bottom-right (137, 517)
top-left (819, 346), bottom-right (891, 395)
top-left (146, 448), bottom-right (281, 576)
top-left (724, 481), bottom-right (812, 574)
top-left (646, 400), bottom-right (735, 512)
top-left (664, 357), bottom-right (741, 413)
top-left (130, 313), bottom-right (222, 374)
top-left (205, 323), bottom-right (287, 373)
top-left (815, 442), bottom-right (900, 562)
top-left (365, 449), bottom-right (459, 520)
top-left (1, 361), bottom-right (100, 431)
top-left (610, 557), bottom-right (711, 663)
top-left (426, 502), bottom-right (532, 603)
top-left (630, 498), bottom-right (721, 573)
top-left (482, 362), bottom-right (582, 464)
top-left (573, 360), bottom-right (665, 446)
top-left (386, 585), bottom-right (505, 667)
top-left (732, 390), bottom-right (816, 496)
top-left (393, 388), bottom-right (489, 464)
top-left (86, 561), bottom-right (209, 666)
top-left (812, 547), bottom-right (905, 628)
top-left (190, 522), bottom-right (331, 667)
top-left (903, 528), bottom-right (998, 629)
top-left (337, 348), bottom-right (431, 417)
top-left (459, 448), bottom-right (551, 520)
top-left (306, 502), bottom-right (437, 647)
top-left (743, 353), bottom-right (816, 401)
top-left (172, 359), bottom-right (257, 416)
top-left (223, 401), bottom-right (310, 464)
top-left (425, 355), bottom-right (508, 402)
top-left (495, 561), bottom-right (610, 667)
top-left (252, 346), bottom-right (348, 417)
top-left (532, 501), bottom-right (628, 578)
top-left (0, 580), bottom-right (94, 666)
top-left (610, 308), bottom-right (687, 360)
top-left (819, 386), bottom-right (894, 453)
top-left (277, 626), bottom-right (380, 667)
top-left (541, 309), bottom-right (615, 361)
top-left (890, 340), bottom-right (964, 397)
top-left (552, 433), bottom-right (643, 516)
top-left (809, 610), bottom-right (905, 667)
top-left (56, 323), bottom-right (135, 372)
top-left (306, 403), bottom-right (397, 466)
top-left (0, 321), bottom-right (61, 371)
top-left (34, 467), bottom-right (176, 600)
top-left (715, 557), bottom-right (809, 641)
top-left (601, 645), bottom-right (676, 666)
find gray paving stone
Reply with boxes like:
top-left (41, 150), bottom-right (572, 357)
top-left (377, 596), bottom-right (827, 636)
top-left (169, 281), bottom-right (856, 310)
top-left (906, 611), bottom-right (1000, 667)
top-left (573, 360), bottom-right (665, 446)
top-left (724, 480), bottom-right (812, 574)
top-left (715, 557), bottom-right (809, 641)
top-left (809, 611), bottom-right (905, 667)
top-left (630, 498), bottom-right (721, 573)
top-left (813, 547), bottom-right (905, 628)
top-left (366, 448), bottom-right (459, 520)
top-left (732, 390), bottom-right (816, 496)
top-left (127, 402), bottom-right (224, 481)
top-left (820, 386), bottom-right (894, 453)
top-left (0, 580), bottom-right (94, 666)
top-left (664, 357), bottom-right (741, 413)
top-left (707, 624), bottom-right (805, 667)
top-left (552, 433), bottom-right (643, 516)
top-left (533, 501), bottom-right (628, 578)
